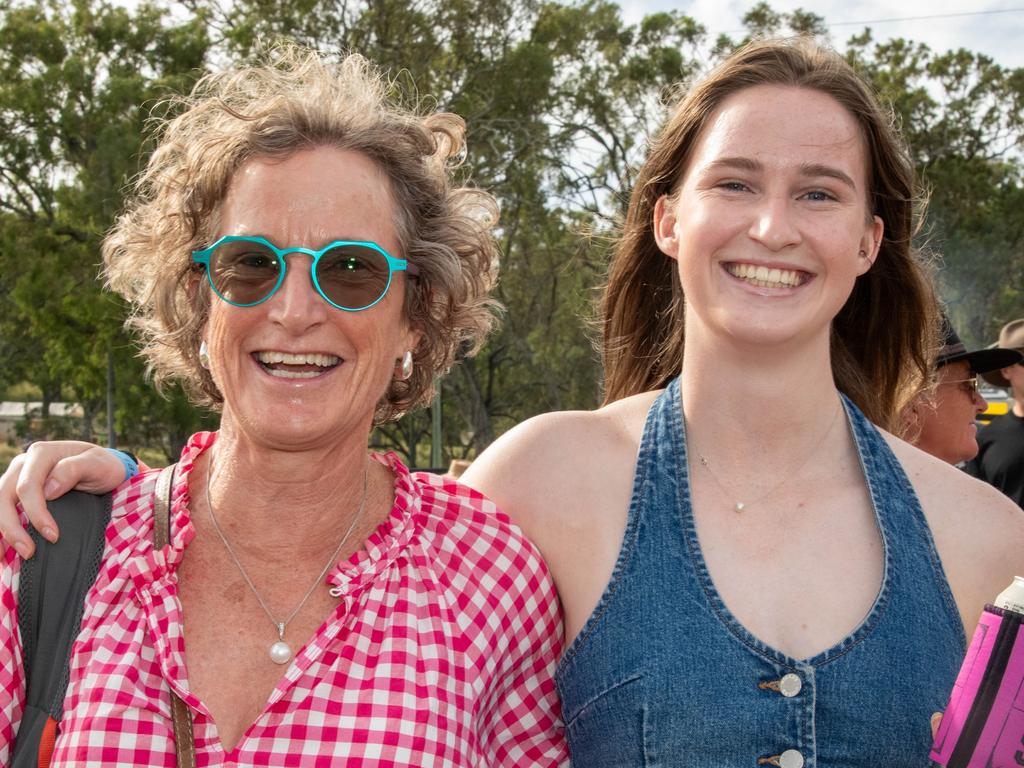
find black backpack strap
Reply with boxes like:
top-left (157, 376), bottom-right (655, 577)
top-left (12, 491), bottom-right (112, 768)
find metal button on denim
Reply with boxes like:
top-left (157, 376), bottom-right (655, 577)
top-left (779, 749), bottom-right (804, 768)
top-left (779, 673), bottom-right (802, 697)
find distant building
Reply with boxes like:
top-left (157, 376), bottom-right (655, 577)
top-left (0, 401), bottom-right (84, 442)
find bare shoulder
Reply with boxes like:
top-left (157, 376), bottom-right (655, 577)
top-left (463, 390), bottom-right (659, 538)
top-left (883, 431), bottom-right (1024, 628)
top-left (462, 391), bottom-right (660, 640)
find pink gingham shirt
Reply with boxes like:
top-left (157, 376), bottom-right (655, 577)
top-left (0, 432), bottom-right (567, 766)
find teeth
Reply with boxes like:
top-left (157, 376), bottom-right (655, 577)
top-left (265, 368), bottom-right (324, 379)
top-left (727, 263), bottom-right (804, 288)
top-left (256, 351), bottom-right (340, 367)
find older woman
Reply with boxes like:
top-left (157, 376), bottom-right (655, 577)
top-left (0, 48), bottom-right (566, 765)
top-left (6, 38), bottom-right (1024, 765)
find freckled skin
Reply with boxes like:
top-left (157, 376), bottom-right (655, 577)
top-left (223, 580), bottom-right (246, 605)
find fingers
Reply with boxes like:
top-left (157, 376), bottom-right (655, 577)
top-left (55, 447), bottom-right (132, 494)
top-left (0, 454), bottom-right (36, 560)
top-left (0, 440), bottom-right (114, 559)
top-left (931, 711), bottom-right (942, 738)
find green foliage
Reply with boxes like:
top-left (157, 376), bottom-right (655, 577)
top-left (0, 0), bottom-right (210, 444)
top-left (1, 0), bottom-right (1022, 465)
top-left (0, 444), bottom-right (19, 475)
top-left (845, 32), bottom-right (1024, 345)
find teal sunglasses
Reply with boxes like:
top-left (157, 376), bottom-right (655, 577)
top-left (191, 235), bottom-right (417, 311)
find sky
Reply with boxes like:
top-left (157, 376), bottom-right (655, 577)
top-left (621, 1), bottom-right (1024, 69)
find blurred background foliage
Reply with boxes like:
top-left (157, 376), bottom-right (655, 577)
top-left (1, 0), bottom-right (1021, 468)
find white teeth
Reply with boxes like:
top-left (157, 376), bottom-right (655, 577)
top-left (265, 368), bottom-right (323, 379)
top-left (256, 351), bottom-right (340, 367)
top-left (727, 263), bottom-right (804, 288)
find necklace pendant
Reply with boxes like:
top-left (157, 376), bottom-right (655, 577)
top-left (270, 622), bottom-right (291, 664)
top-left (734, 502), bottom-right (745, 512)
top-left (269, 640), bottom-right (292, 665)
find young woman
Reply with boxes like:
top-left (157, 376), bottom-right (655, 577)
top-left (4, 39), bottom-right (1023, 765)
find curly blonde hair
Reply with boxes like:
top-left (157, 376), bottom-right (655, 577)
top-left (103, 46), bottom-right (499, 423)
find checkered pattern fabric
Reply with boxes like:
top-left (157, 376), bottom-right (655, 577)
top-left (1, 432), bottom-right (567, 766)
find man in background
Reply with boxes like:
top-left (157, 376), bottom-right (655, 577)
top-left (906, 317), bottom-right (1022, 465)
top-left (965, 319), bottom-right (1024, 507)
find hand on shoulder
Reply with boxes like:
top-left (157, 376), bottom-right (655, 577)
top-left (0, 441), bottom-right (127, 560)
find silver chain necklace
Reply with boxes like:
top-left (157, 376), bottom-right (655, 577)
top-left (695, 401), bottom-right (842, 513)
top-left (204, 455), bottom-right (368, 664)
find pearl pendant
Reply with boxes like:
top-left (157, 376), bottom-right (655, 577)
top-left (734, 502), bottom-right (745, 512)
top-left (269, 640), bottom-right (292, 665)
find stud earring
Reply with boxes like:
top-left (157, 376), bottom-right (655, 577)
top-left (858, 249), bottom-right (868, 258)
top-left (396, 350), bottom-right (414, 381)
top-left (199, 340), bottom-right (210, 370)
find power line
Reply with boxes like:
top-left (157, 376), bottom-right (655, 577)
top-left (715, 7), bottom-right (1024, 35)
top-left (826, 7), bottom-right (1024, 28)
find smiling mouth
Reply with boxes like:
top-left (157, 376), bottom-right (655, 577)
top-left (255, 351), bottom-right (341, 379)
top-left (725, 263), bottom-right (809, 289)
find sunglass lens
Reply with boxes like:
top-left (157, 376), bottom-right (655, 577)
top-left (316, 244), bottom-right (391, 309)
top-left (209, 240), bottom-right (282, 305)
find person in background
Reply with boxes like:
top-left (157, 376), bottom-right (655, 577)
top-left (0, 47), bottom-right (566, 766)
top-left (965, 319), bottom-right (1024, 507)
top-left (902, 316), bottom-right (1022, 464)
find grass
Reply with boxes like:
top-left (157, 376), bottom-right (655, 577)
top-left (0, 444), bottom-right (19, 475)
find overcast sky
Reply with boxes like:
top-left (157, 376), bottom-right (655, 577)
top-left (621, 1), bottom-right (1024, 69)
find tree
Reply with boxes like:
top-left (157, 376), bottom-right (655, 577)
top-left (0, 0), bottom-right (211, 456)
top-left (845, 33), bottom-right (1024, 345)
top-left (2, 0), bottom-right (1021, 464)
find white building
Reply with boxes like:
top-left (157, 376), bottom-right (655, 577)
top-left (0, 401), bottom-right (84, 442)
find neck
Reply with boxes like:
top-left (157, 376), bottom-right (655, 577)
top-left (1013, 397), bottom-right (1024, 418)
top-left (200, 417), bottom-right (374, 555)
top-left (680, 323), bottom-right (846, 469)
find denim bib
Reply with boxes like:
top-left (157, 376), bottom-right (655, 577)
top-left (556, 378), bottom-right (965, 767)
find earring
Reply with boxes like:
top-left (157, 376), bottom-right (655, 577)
top-left (199, 340), bottom-right (210, 370)
top-left (858, 250), bottom-right (867, 258)
top-left (396, 350), bottom-right (413, 381)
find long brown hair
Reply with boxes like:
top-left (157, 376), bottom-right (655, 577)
top-left (600, 37), bottom-right (939, 429)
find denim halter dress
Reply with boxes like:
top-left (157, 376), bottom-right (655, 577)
top-left (555, 378), bottom-right (965, 767)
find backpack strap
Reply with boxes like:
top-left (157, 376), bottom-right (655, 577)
top-left (13, 465), bottom-right (196, 768)
top-left (153, 464), bottom-right (195, 768)
top-left (12, 490), bottom-right (112, 768)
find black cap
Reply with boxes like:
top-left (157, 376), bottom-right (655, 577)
top-left (936, 316), bottom-right (1022, 374)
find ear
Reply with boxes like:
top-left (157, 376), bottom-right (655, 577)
top-left (653, 195), bottom-right (680, 260)
top-left (400, 326), bottom-right (424, 360)
top-left (856, 215), bottom-right (884, 276)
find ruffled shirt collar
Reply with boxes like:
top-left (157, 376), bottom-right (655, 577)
top-left (129, 431), bottom-right (423, 600)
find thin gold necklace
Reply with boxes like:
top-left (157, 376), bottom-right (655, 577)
top-left (204, 456), bottom-right (368, 664)
top-left (694, 401), bottom-right (843, 513)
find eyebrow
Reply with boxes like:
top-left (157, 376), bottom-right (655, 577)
top-left (702, 157), bottom-right (859, 192)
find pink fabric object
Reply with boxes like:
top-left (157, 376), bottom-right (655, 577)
top-left (931, 605), bottom-right (1024, 767)
top-left (1, 432), bottom-right (567, 767)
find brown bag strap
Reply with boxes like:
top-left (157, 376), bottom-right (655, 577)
top-left (152, 464), bottom-right (196, 768)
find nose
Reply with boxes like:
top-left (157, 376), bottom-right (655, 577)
top-left (973, 387), bottom-right (988, 415)
top-left (748, 194), bottom-right (801, 252)
top-left (266, 254), bottom-right (328, 332)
